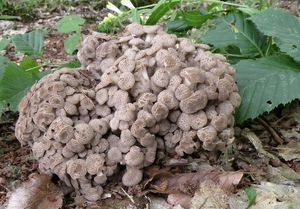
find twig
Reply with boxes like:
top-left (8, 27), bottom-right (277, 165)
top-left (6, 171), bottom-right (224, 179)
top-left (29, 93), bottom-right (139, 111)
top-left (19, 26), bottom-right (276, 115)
top-left (121, 187), bottom-right (135, 204)
top-left (257, 117), bottom-right (284, 145)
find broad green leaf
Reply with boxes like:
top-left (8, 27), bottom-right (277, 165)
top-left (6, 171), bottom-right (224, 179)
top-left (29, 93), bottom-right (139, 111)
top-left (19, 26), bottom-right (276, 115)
top-left (182, 10), bottom-right (215, 27)
top-left (12, 30), bottom-right (44, 56)
top-left (166, 19), bottom-right (189, 32)
top-left (64, 31), bottom-right (81, 54)
top-left (250, 8), bottom-right (300, 62)
top-left (0, 56), bottom-right (9, 77)
top-left (245, 187), bottom-right (256, 209)
top-left (146, 0), bottom-right (180, 25)
top-left (0, 37), bottom-right (10, 51)
top-left (58, 59), bottom-right (81, 69)
top-left (56, 15), bottom-right (85, 33)
top-left (19, 56), bottom-right (39, 77)
top-left (234, 56), bottom-right (300, 123)
top-left (0, 63), bottom-right (37, 112)
top-left (202, 12), bottom-right (266, 55)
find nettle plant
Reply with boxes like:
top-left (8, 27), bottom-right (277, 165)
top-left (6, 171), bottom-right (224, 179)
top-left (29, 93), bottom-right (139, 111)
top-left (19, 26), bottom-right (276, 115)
top-left (98, 0), bottom-right (300, 123)
top-left (0, 15), bottom-right (84, 116)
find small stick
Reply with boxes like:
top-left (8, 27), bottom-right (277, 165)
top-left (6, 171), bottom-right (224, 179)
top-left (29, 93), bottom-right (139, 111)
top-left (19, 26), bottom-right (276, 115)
top-left (257, 117), bottom-right (284, 145)
top-left (121, 187), bottom-right (135, 204)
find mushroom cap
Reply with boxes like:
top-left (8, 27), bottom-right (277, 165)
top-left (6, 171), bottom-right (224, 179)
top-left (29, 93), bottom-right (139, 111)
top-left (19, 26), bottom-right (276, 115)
top-left (122, 168), bottom-right (143, 187)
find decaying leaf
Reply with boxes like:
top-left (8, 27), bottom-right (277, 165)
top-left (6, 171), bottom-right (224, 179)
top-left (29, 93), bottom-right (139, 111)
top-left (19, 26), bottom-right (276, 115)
top-left (191, 180), bottom-right (228, 209)
top-left (253, 182), bottom-right (300, 209)
top-left (277, 140), bottom-right (300, 161)
top-left (6, 173), bottom-right (63, 209)
top-left (146, 171), bottom-right (243, 195)
top-left (267, 165), bottom-right (300, 183)
top-left (241, 128), bottom-right (277, 159)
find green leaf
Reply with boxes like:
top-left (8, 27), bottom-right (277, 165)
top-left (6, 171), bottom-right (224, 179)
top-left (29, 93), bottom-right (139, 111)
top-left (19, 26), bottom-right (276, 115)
top-left (245, 187), bottom-right (256, 209)
top-left (56, 15), bottom-right (85, 33)
top-left (12, 30), bottom-right (44, 56)
top-left (0, 56), bottom-right (10, 77)
top-left (58, 59), bottom-right (81, 69)
top-left (202, 12), bottom-right (266, 55)
top-left (0, 63), bottom-right (37, 112)
top-left (146, 0), bottom-right (180, 25)
top-left (250, 8), bottom-right (300, 62)
top-left (166, 19), bottom-right (189, 32)
top-left (19, 56), bottom-right (39, 77)
top-left (131, 8), bottom-right (141, 23)
top-left (64, 31), bottom-right (81, 54)
top-left (235, 56), bottom-right (300, 123)
top-left (182, 10), bottom-right (215, 27)
top-left (38, 70), bottom-right (52, 79)
top-left (0, 37), bottom-right (10, 51)
top-left (0, 15), bottom-right (20, 20)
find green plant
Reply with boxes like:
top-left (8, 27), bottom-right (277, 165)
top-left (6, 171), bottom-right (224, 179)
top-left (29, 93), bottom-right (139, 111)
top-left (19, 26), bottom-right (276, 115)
top-left (0, 30), bottom-right (81, 116)
top-left (56, 15), bottom-right (86, 54)
top-left (245, 186), bottom-right (257, 208)
top-left (98, 0), bottom-right (300, 123)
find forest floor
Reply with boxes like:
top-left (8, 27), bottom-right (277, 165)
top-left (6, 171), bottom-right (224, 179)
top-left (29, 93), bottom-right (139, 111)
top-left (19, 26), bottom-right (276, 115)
top-left (1, 1), bottom-right (300, 209)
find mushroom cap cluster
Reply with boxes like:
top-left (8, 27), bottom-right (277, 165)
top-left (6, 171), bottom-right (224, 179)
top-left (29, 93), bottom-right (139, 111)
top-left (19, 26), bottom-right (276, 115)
top-left (15, 23), bottom-right (241, 202)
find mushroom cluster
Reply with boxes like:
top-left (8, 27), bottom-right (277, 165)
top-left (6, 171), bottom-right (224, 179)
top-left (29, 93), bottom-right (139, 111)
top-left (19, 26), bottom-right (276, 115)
top-left (15, 23), bottom-right (241, 202)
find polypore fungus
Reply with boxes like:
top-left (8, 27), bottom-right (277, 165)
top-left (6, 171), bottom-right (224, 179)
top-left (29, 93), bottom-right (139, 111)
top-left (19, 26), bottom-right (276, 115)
top-left (15, 23), bottom-right (240, 202)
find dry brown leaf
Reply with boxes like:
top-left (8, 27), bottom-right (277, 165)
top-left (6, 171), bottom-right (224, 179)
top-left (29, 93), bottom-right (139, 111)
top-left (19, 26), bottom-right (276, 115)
top-left (146, 171), bottom-right (243, 195)
top-left (277, 140), bottom-right (300, 161)
top-left (6, 173), bottom-right (63, 209)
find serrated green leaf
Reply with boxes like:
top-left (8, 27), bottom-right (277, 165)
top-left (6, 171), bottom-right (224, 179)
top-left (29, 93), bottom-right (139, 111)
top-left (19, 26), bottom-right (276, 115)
top-left (182, 10), bottom-right (215, 27)
top-left (235, 56), bottom-right (300, 123)
top-left (56, 15), bottom-right (85, 33)
top-left (146, 0), bottom-right (180, 25)
top-left (0, 37), bottom-right (10, 51)
top-left (245, 187), bottom-right (256, 209)
top-left (19, 56), bottom-right (39, 77)
top-left (12, 30), bottom-right (44, 56)
top-left (250, 8), bottom-right (300, 62)
top-left (0, 63), bottom-right (37, 112)
top-left (64, 31), bottom-right (81, 54)
top-left (202, 12), bottom-right (266, 55)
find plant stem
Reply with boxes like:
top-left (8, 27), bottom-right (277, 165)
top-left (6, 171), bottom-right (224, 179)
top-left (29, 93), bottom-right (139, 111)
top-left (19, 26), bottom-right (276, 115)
top-left (202, 0), bottom-right (248, 8)
top-left (264, 37), bottom-right (272, 56)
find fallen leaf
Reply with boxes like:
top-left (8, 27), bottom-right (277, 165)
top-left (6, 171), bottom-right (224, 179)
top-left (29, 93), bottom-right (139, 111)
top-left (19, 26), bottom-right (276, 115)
top-left (191, 180), bottom-right (228, 209)
top-left (6, 173), bottom-right (63, 209)
top-left (241, 128), bottom-right (277, 159)
top-left (267, 165), bottom-right (300, 183)
top-left (167, 193), bottom-right (192, 208)
top-left (277, 140), bottom-right (300, 161)
top-left (146, 171), bottom-right (243, 195)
